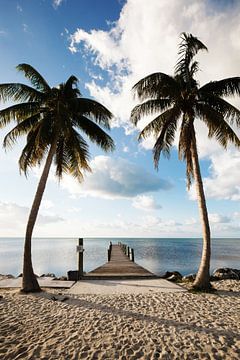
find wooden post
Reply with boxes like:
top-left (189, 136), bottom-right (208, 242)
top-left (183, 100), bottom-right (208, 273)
top-left (78, 238), bottom-right (83, 280)
top-left (108, 242), bottom-right (112, 261)
top-left (127, 246), bottom-right (130, 258)
top-left (131, 248), bottom-right (134, 262)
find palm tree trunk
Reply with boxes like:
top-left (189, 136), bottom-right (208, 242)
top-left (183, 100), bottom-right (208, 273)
top-left (21, 139), bottom-right (57, 292)
top-left (191, 132), bottom-right (211, 291)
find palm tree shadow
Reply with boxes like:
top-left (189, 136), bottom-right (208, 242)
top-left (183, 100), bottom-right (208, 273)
top-left (33, 291), bottom-right (240, 342)
top-left (216, 290), bottom-right (240, 297)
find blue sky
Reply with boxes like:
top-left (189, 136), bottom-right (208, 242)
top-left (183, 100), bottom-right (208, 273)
top-left (0, 0), bottom-right (240, 238)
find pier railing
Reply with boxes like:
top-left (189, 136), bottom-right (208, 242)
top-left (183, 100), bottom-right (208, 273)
top-left (117, 242), bottom-right (134, 262)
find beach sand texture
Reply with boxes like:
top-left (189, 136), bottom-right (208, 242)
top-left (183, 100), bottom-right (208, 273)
top-left (0, 280), bottom-right (239, 359)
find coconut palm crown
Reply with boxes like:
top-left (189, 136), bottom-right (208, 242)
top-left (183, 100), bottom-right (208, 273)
top-left (131, 33), bottom-right (240, 290)
top-left (0, 64), bottom-right (115, 292)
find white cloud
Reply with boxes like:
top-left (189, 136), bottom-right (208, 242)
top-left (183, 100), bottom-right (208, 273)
top-left (69, 0), bottom-right (240, 200)
top-left (41, 200), bottom-right (54, 210)
top-left (17, 4), bottom-right (22, 12)
top-left (22, 23), bottom-right (29, 33)
top-left (0, 202), bottom-right (64, 235)
top-left (69, 0), bottom-right (240, 130)
top-left (209, 213), bottom-right (231, 224)
top-left (132, 195), bottom-right (161, 211)
top-left (185, 217), bottom-right (197, 225)
top-left (53, 0), bottom-right (64, 9)
top-left (190, 151), bottom-right (240, 201)
top-left (122, 145), bottom-right (129, 153)
top-left (60, 155), bottom-right (172, 199)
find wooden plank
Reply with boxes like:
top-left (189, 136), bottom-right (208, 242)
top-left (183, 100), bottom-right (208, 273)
top-left (85, 244), bottom-right (156, 279)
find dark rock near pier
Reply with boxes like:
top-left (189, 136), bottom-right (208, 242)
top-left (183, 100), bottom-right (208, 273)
top-left (212, 268), bottom-right (240, 280)
top-left (67, 270), bottom-right (79, 281)
top-left (40, 273), bottom-right (56, 278)
top-left (161, 271), bottom-right (182, 282)
top-left (0, 274), bottom-right (14, 279)
top-left (18, 273), bottom-right (39, 278)
top-left (182, 273), bottom-right (196, 282)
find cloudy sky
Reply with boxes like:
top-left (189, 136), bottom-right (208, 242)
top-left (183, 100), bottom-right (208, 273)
top-left (0, 0), bottom-right (240, 238)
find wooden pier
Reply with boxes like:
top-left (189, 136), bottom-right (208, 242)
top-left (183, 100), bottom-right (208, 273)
top-left (85, 243), bottom-right (156, 279)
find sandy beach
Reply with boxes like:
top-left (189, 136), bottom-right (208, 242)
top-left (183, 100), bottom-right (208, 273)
top-left (0, 279), bottom-right (239, 359)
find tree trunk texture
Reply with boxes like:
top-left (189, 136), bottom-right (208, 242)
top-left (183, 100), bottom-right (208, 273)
top-left (191, 133), bottom-right (212, 291)
top-left (21, 139), bottom-right (57, 292)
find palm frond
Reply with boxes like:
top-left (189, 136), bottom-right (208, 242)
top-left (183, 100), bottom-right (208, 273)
top-left (130, 98), bottom-right (172, 126)
top-left (175, 32), bottom-right (207, 76)
top-left (72, 98), bottom-right (113, 129)
top-left (62, 128), bottom-right (91, 181)
top-left (0, 102), bottom-right (40, 127)
top-left (151, 107), bottom-right (180, 167)
top-left (19, 124), bottom-right (47, 174)
top-left (132, 73), bottom-right (179, 102)
top-left (198, 94), bottom-right (240, 126)
top-left (0, 83), bottom-right (44, 103)
top-left (189, 61), bottom-right (199, 77)
top-left (55, 137), bottom-right (69, 179)
top-left (139, 106), bottom-right (180, 140)
top-left (16, 63), bottom-right (51, 93)
top-left (195, 103), bottom-right (240, 148)
top-left (200, 77), bottom-right (240, 98)
top-left (3, 114), bottom-right (40, 148)
top-left (64, 75), bottom-right (80, 96)
top-left (74, 115), bottom-right (115, 152)
top-left (178, 116), bottom-right (195, 188)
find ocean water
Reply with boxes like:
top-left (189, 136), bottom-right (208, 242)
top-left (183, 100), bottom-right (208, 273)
top-left (0, 237), bottom-right (239, 277)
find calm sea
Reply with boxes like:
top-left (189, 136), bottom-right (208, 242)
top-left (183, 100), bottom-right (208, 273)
top-left (0, 238), bottom-right (239, 277)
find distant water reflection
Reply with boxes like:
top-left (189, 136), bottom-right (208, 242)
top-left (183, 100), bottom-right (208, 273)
top-left (0, 237), bottom-right (239, 276)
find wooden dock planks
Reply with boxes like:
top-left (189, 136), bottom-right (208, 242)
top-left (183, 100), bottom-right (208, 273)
top-left (85, 244), bottom-right (156, 279)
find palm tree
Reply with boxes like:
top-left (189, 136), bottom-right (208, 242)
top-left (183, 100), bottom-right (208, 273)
top-left (0, 64), bottom-right (115, 292)
top-left (131, 33), bottom-right (240, 290)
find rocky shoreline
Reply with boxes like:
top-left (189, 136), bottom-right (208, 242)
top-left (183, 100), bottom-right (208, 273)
top-left (161, 267), bottom-right (240, 283)
top-left (1, 267), bottom-right (240, 284)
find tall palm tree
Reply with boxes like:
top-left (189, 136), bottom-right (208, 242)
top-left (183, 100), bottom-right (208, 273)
top-left (131, 33), bottom-right (240, 290)
top-left (0, 64), bottom-right (115, 292)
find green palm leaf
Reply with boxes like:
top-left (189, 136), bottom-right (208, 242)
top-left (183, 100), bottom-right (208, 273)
top-left (196, 103), bottom-right (240, 148)
top-left (74, 115), bottom-right (115, 152)
top-left (152, 107), bottom-right (180, 167)
top-left (131, 98), bottom-right (173, 125)
top-left (0, 102), bottom-right (40, 127)
top-left (132, 72), bottom-right (179, 102)
top-left (62, 128), bottom-right (91, 181)
top-left (3, 114), bottom-right (39, 147)
top-left (0, 83), bottom-right (44, 103)
top-left (175, 32), bottom-right (207, 77)
top-left (72, 98), bottom-right (113, 129)
top-left (200, 77), bottom-right (240, 98)
top-left (16, 64), bottom-right (51, 93)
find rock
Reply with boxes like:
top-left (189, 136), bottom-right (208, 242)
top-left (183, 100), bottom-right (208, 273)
top-left (212, 268), bottom-right (240, 280)
top-left (161, 271), bottom-right (182, 281)
top-left (40, 273), bottom-right (56, 278)
top-left (167, 273), bottom-right (182, 282)
top-left (182, 273), bottom-right (196, 282)
top-left (18, 273), bottom-right (39, 278)
top-left (0, 274), bottom-right (14, 279)
top-left (67, 270), bottom-right (79, 281)
top-left (161, 271), bottom-right (182, 280)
